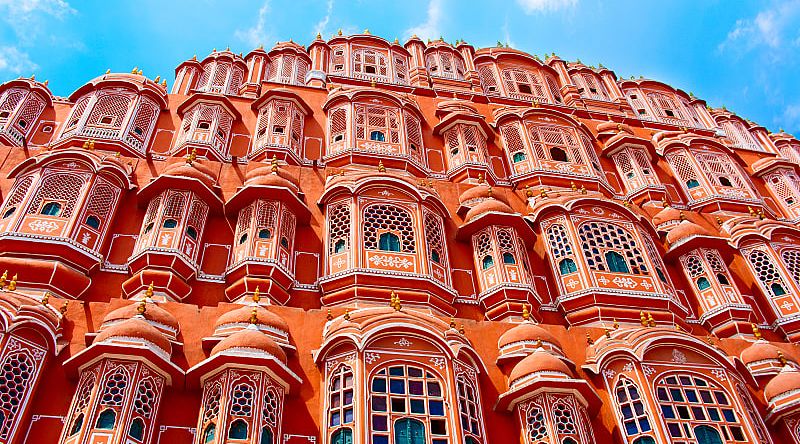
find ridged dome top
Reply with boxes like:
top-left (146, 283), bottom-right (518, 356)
top-left (666, 220), bottom-right (713, 245)
top-left (764, 365), bottom-right (800, 401)
top-left (498, 323), bottom-right (559, 350)
top-left (652, 206), bottom-right (682, 227)
top-left (459, 184), bottom-right (494, 204)
top-left (211, 328), bottom-right (287, 363)
top-left (214, 305), bottom-right (290, 334)
top-left (464, 197), bottom-right (514, 222)
top-left (102, 302), bottom-right (179, 333)
top-left (162, 161), bottom-right (218, 188)
top-left (245, 166), bottom-right (300, 192)
top-left (509, 349), bottom-right (572, 386)
top-left (741, 340), bottom-right (785, 366)
top-left (95, 317), bottom-right (171, 354)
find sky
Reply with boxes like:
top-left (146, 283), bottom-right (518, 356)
top-left (0, 0), bottom-right (798, 134)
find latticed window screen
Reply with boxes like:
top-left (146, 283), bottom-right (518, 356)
top-left (444, 123), bottom-right (487, 168)
top-left (695, 152), bottom-right (750, 191)
top-left (765, 170), bottom-right (800, 213)
top-left (577, 221), bottom-right (648, 274)
top-left (328, 202), bottom-right (351, 254)
top-left (1, 175), bottom-right (34, 216)
top-left (547, 224), bottom-right (574, 260)
top-left (656, 373), bottom-right (748, 442)
top-left (26, 173), bottom-right (87, 218)
top-left (67, 370), bottom-right (96, 436)
top-left (551, 398), bottom-right (580, 441)
top-left (456, 375), bottom-right (482, 441)
top-left (571, 72), bottom-right (609, 100)
top-left (229, 381), bottom-right (255, 417)
top-left (614, 377), bottom-right (652, 438)
top-left (501, 68), bottom-right (548, 102)
top-left (645, 92), bottom-right (686, 121)
top-left (13, 93), bottom-right (45, 133)
top-left (426, 51), bottom-right (466, 80)
top-left (352, 48), bottom-right (389, 80)
top-left (100, 367), bottom-right (129, 407)
top-left (88, 94), bottom-right (132, 127)
top-left (127, 98), bottom-right (158, 141)
top-left (201, 381), bottom-right (222, 424)
top-left (355, 105), bottom-right (400, 144)
top-left (423, 210), bottom-right (446, 266)
top-left (329, 107), bottom-right (348, 147)
top-left (477, 65), bottom-right (500, 94)
top-left (500, 123), bottom-right (527, 161)
top-left (132, 377), bottom-right (159, 419)
top-left (0, 88), bottom-right (25, 115)
top-left (81, 179), bottom-right (119, 229)
top-left (404, 111), bottom-right (424, 163)
top-left (0, 351), bottom-right (35, 440)
top-left (526, 123), bottom-right (587, 165)
top-left (722, 120), bottom-right (760, 151)
top-left (781, 248), bottom-right (800, 287)
top-left (362, 204), bottom-right (415, 253)
top-left (393, 56), bottom-right (409, 84)
top-left (65, 96), bottom-right (91, 130)
top-left (262, 387), bottom-right (281, 429)
top-left (328, 365), bottom-right (354, 429)
top-left (666, 152), bottom-right (703, 192)
top-left (525, 402), bottom-right (548, 444)
top-left (748, 249), bottom-right (790, 297)
top-left (329, 45), bottom-right (346, 74)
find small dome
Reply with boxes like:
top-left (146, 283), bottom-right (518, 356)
top-left (498, 323), bottom-right (560, 350)
top-left (652, 206), bottom-right (682, 227)
top-left (95, 317), bottom-right (171, 354)
top-left (163, 161), bottom-right (218, 188)
top-left (666, 220), bottom-right (712, 245)
top-left (509, 349), bottom-right (572, 386)
top-left (741, 340), bottom-right (785, 366)
top-left (464, 198), bottom-right (513, 222)
top-left (459, 184), bottom-right (494, 204)
top-left (214, 305), bottom-right (290, 334)
top-left (103, 302), bottom-right (179, 332)
top-left (764, 365), bottom-right (800, 402)
top-left (245, 166), bottom-right (299, 192)
top-left (211, 328), bottom-right (287, 363)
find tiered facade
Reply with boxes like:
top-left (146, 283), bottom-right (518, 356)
top-left (1, 31), bottom-right (800, 444)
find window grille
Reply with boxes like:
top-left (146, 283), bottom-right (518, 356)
top-left (363, 204), bottom-right (415, 253)
top-left (423, 210), bottom-right (447, 267)
top-left (614, 377), bottom-right (653, 439)
top-left (0, 351), bottom-right (35, 439)
top-left (26, 173), bottom-right (86, 218)
top-left (748, 249), bottom-right (790, 297)
top-left (577, 221), bottom-right (647, 274)
top-left (328, 202), bottom-right (351, 254)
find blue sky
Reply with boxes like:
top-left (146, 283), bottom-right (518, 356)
top-left (1, 0), bottom-right (798, 134)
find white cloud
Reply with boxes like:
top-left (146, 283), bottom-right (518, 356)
top-left (0, 0), bottom-right (75, 41)
top-left (314, 0), bottom-right (334, 37)
top-left (781, 104), bottom-right (800, 132)
top-left (720, 1), bottom-right (800, 56)
top-left (405, 0), bottom-right (444, 41)
top-left (0, 46), bottom-right (38, 75)
top-left (516, 0), bottom-right (577, 14)
top-left (235, 0), bottom-right (272, 48)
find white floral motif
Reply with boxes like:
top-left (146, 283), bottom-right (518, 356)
top-left (394, 338), bottom-right (412, 347)
top-left (672, 349), bottom-right (687, 364)
top-left (365, 352), bottom-right (381, 364)
top-left (603, 369), bottom-right (616, 380)
top-left (622, 362), bottom-right (634, 373)
top-left (591, 207), bottom-right (604, 215)
top-left (429, 357), bottom-right (446, 369)
top-left (28, 219), bottom-right (59, 233)
top-left (642, 365), bottom-right (656, 377)
top-left (369, 255), bottom-right (413, 269)
top-left (711, 368), bottom-right (727, 381)
top-left (612, 276), bottom-right (639, 289)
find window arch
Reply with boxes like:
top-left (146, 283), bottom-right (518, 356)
top-left (748, 249), bottom-right (792, 298)
top-left (614, 377), bottom-right (653, 441)
top-left (331, 428), bottom-right (353, 444)
top-left (577, 221), bottom-right (647, 275)
top-left (368, 363), bottom-right (449, 444)
top-left (0, 350), bottom-right (37, 440)
top-left (456, 374), bottom-right (483, 444)
top-left (363, 204), bottom-right (415, 253)
top-left (96, 409), bottom-right (116, 429)
top-left (328, 202), bottom-right (351, 256)
top-left (327, 365), bottom-right (354, 434)
top-left (655, 373), bottom-right (747, 442)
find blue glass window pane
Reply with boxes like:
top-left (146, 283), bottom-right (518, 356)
top-left (429, 400), bottom-right (444, 416)
top-left (410, 399), bottom-right (425, 414)
top-left (722, 409), bottom-right (736, 422)
top-left (372, 378), bottom-right (386, 393)
top-left (661, 405), bottom-right (675, 419)
top-left (372, 396), bottom-right (387, 412)
top-left (389, 379), bottom-right (405, 394)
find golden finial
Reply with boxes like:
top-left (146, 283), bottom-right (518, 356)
top-left (226, 46), bottom-right (231, 51)
top-left (613, 318), bottom-right (619, 329)
top-left (316, 32), bottom-right (322, 40)
top-left (715, 216), bottom-right (723, 226)
top-left (580, 185), bottom-right (587, 194)
top-left (89, 140), bottom-right (95, 150)
top-left (757, 208), bottom-right (765, 220)
top-left (570, 181), bottom-right (577, 192)
top-left (326, 309), bottom-right (333, 321)
top-left (522, 304), bottom-right (530, 321)
top-left (586, 332), bottom-right (594, 345)
top-left (605, 328), bottom-right (611, 339)
top-left (8, 274), bottom-right (17, 291)
top-left (752, 323), bottom-right (762, 340)
top-left (675, 323), bottom-right (683, 332)
top-left (337, 29), bottom-right (343, 36)
top-left (363, 29), bottom-right (370, 35)
top-left (535, 338), bottom-right (543, 348)
top-left (662, 199), bottom-right (668, 208)
top-left (706, 335), bottom-right (715, 345)
top-left (378, 160), bottom-right (386, 173)
top-left (477, 173), bottom-right (484, 184)
top-left (487, 186), bottom-right (493, 197)
top-left (145, 282), bottom-right (154, 299)
top-left (41, 292), bottom-right (49, 306)
top-left (525, 185), bottom-right (533, 198)
top-left (748, 206), bottom-right (757, 217)
top-left (132, 67), bottom-right (139, 74)
top-left (253, 286), bottom-right (261, 303)
top-left (115, 151), bottom-right (121, 158)
top-left (271, 155), bottom-right (279, 173)
top-left (0, 270), bottom-right (7, 288)
top-left (344, 308), bottom-right (350, 320)
top-left (450, 316), bottom-right (456, 329)
top-left (458, 324), bottom-right (465, 334)
top-left (43, 79), bottom-right (49, 86)
top-left (60, 300), bottom-right (68, 315)
top-left (82, 140), bottom-right (90, 149)
top-left (186, 147), bottom-right (197, 164)
top-left (540, 188), bottom-right (548, 198)
top-left (105, 68), bottom-right (111, 74)
top-left (778, 350), bottom-right (788, 366)
top-left (390, 290), bottom-right (401, 311)
top-left (249, 307), bottom-right (258, 324)
top-left (647, 312), bottom-right (656, 327)
top-left (640, 311), bottom-right (648, 327)
top-left (154, 75), bottom-right (161, 83)
top-left (678, 211), bottom-right (685, 221)
top-left (370, 80), bottom-right (376, 88)
top-left (137, 300), bottom-right (147, 315)
top-left (162, 79), bottom-right (167, 87)
top-left (394, 38), bottom-right (399, 44)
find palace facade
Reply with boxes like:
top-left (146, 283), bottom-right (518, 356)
top-left (0, 31), bottom-right (800, 444)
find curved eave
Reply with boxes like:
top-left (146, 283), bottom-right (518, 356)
top-left (68, 76), bottom-right (169, 109)
top-left (327, 34), bottom-right (410, 57)
top-left (225, 184), bottom-right (310, 223)
top-left (138, 175), bottom-right (224, 213)
top-left (0, 79), bottom-right (55, 107)
top-left (322, 88), bottom-right (423, 118)
top-left (432, 112), bottom-right (495, 142)
top-left (456, 211), bottom-right (535, 241)
top-left (665, 234), bottom-right (730, 260)
top-left (317, 175), bottom-right (449, 215)
top-left (600, 133), bottom-right (657, 160)
top-left (176, 92), bottom-right (243, 120)
top-left (494, 377), bottom-right (601, 414)
top-left (251, 89), bottom-right (313, 115)
top-left (63, 342), bottom-right (184, 385)
top-left (8, 150), bottom-right (135, 190)
top-left (186, 352), bottom-right (302, 393)
top-left (751, 157), bottom-right (798, 177)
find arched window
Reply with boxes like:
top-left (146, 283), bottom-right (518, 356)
top-left (656, 373), bottom-right (746, 442)
top-left (632, 437), bottom-right (656, 444)
top-left (259, 228), bottom-right (271, 239)
top-left (228, 419), bottom-right (248, 439)
top-left (334, 240), bottom-right (347, 254)
top-left (525, 404), bottom-right (547, 443)
top-left (363, 204), bottom-right (415, 253)
top-left (369, 364), bottom-right (448, 444)
top-left (40, 201), bottom-right (62, 216)
top-left (559, 258), bottom-right (577, 275)
top-left (260, 426), bottom-right (274, 444)
top-left (379, 232), bottom-right (401, 252)
top-left (718, 177), bottom-right (732, 187)
top-left (716, 273), bottom-right (729, 285)
top-left (2, 207), bottom-right (14, 219)
top-left (696, 277), bottom-right (711, 290)
top-left (331, 428), bottom-right (352, 444)
top-left (456, 375), bottom-right (483, 443)
top-left (771, 283), bottom-right (786, 296)
top-left (687, 179), bottom-right (700, 189)
top-left (694, 425), bottom-right (723, 444)
top-left (128, 417), bottom-right (145, 440)
top-left (329, 203), bottom-right (351, 255)
top-left (502, 252), bottom-right (516, 264)
top-left (186, 226), bottom-right (198, 239)
top-left (550, 147), bottom-right (568, 162)
top-left (85, 215), bottom-right (101, 229)
top-left (482, 255), bottom-right (494, 269)
top-left (203, 424), bottom-right (216, 443)
top-left (163, 219), bottom-right (178, 229)
top-left (431, 250), bottom-right (440, 263)
top-left (69, 413), bottom-right (84, 436)
top-left (605, 251), bottom-right (629, 273)
top-left (513, 152), bottom-right (526, 163)
top-left (328, 366), bottom-right (354, 429)
top-left (614, 377), bottom-right (652, 439)
top-left (748, 249), bottom-right (791, 298)
top-left (370, 130), bottom-right (386, 142)
top-left (96, 409), bottom-right (116, 429)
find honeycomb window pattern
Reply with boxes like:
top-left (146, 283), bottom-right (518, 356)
top-left (748, 249), bottom-right (789, 297)
top-left (328, 203), bottom-right (351, 254)
top-left (525, 405), bottom-right (548, 444)
top-left (100, 368), bottom-right (129, 407)
top-left (363, 204), bottom-right (416, 253)
top-left (262, 387), bottom-right (280, 428)
top-left (780, 248), bottom-right (800, 287)
top-left (229, 382), bottom-right (255, 417)
top-left (577, 221), bottom-right (648, 275)
top-left (133, 377), bottom-right (158, 418)
top-left (0, 352), bottom-right (34, 439)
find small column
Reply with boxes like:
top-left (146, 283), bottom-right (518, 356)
top-left (307, 35), bottom-right (329, 88)
top-left (173, 59), bottom-right (201, 95)
top-left (599, 70), bottom-right (624, 101)
top-left (547, 57), bottom-right (581, 105)
top-left (456, 42), bottom-right (480, 92)
top-left (242, 48), bottom-right (268, 97)
top-left (404, 35), bottom-right (429, 87)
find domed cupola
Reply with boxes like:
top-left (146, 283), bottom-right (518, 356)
top-left (764, 364), bottom-right (800, 422)
top-left (497, 313), bottom-right (563, 365)
top-left (224, 160), bottom-right (310, 304)
top-left (0, 76), bottom-right (54, 147)
top-left (101, 295), bottom-right (180, 341)
top-left (508, 346), bottom-right (573, 388)
top-left (211, 292), bottom-right (292, 350)
top-left (741, 338), bottom-right (793, 379)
